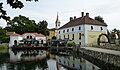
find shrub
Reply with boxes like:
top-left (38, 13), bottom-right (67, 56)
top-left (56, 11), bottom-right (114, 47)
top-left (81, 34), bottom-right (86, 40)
top-left (66, 41), bottom-right (75, 47)
top-left (0, 45), bottom-right (8, 50)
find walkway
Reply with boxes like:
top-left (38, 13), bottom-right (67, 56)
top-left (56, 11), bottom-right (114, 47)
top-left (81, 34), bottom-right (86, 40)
top-left (81, 47), bottom-right (120, 56)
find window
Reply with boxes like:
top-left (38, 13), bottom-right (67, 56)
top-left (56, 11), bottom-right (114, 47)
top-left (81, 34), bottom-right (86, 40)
top-left (79, 26), bottom-right (81, 30)
top-left (68, 62), bottom-right (69, 66)
top-left (59, 31), bottom-right (60, 34)
top-left (63, 30), bottom-right (65, 33)
top-left (64, 35), bottom-right (65, 39)
top-left (72, 28), bottom-right (74, 31)
top-left (14, 40), bottom-right (17, 45)
top-left (30, 36), bottom-right (32, 39)
top-left (91, 26), bottom-right (93, 30)
top-left (64, 61), bottom-right (66, 64)
top-left (59, 59), bottom-right (61, 62)
top-left (72, 34), bottom-right (74, 40)
top-left (27, 36), bottom-right (29, 39)
top-left (73, 63), bottom-right (75, 67)
top-left (67, 29), bottom-right (69, 32)
top-left (101, 27), bottom-right (103, 30)
top-left (79, 33), bottom-right (81, 40)
top-left (68, 35), bottom-right (69, 39)
top-left (79, 42), bottom-right (81, 45)
top-left (79, 65), bottom-right (82, 69)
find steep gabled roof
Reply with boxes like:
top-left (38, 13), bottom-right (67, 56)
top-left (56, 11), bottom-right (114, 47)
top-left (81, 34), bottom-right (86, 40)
top-left (59, 15), bottom-right (107, 29)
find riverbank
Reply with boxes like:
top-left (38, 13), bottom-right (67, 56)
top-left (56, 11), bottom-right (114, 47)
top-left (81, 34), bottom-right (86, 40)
top-left (0, 43), bottom-right (8, 50)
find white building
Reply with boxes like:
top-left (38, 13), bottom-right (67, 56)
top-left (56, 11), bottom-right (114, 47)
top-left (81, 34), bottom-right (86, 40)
top-left (7, 32), bottom-right (46, 47)
top-left (57, 12), bottom-right (107, 46)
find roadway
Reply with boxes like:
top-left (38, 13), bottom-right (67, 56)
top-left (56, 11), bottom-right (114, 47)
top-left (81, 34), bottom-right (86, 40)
top-left (81, 47), bottom-right (120, 56)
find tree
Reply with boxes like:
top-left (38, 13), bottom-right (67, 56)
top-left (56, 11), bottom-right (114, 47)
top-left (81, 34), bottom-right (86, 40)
top-left (5, 15), bottom-right (37, 34)
top-left (0, 0), bottom-right (38, 21)
top-left (36, 20), bottom-right (49, 36)
top-left (95, 16), bottom-right (104, 23)
top-left (107, 28), bottom-right (120, 44)
top-left (112, 28), bottom-right (120, 39)
top-left (0, 27), bottom-right (9, 43)
top-left (5, 15), bottom-right (49, 36)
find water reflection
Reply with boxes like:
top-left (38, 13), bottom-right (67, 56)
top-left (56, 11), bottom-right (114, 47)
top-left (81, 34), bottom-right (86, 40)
top-left (0, 49), bottom-right (101, 70)
top-left (56, 56), bottom-right (100, 70)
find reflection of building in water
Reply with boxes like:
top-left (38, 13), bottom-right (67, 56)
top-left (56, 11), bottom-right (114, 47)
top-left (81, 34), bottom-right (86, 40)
top-left (9, 49), bottom-right (46, 62)
top-left (8, 49), bottom-right (48, 70)
top-left (56, 56), bottom-right (100, 70)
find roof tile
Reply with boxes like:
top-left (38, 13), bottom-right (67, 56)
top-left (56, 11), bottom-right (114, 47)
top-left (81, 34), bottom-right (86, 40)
top-left (59, 16), bottom-right (107, 29)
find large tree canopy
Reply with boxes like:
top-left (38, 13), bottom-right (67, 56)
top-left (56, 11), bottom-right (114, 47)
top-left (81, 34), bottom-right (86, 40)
top-left (94, 16), bottom-right (105, 23)
top-left (0, 0), bottom-right (38, 21)
top-left (36, 20), bottom-right (49, 36)
top-left (5, 15), bottom-right (49, 36)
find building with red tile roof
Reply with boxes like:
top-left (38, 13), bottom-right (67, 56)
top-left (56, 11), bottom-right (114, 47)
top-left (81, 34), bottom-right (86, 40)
top-left (8, 32), bottom-right (46, 47)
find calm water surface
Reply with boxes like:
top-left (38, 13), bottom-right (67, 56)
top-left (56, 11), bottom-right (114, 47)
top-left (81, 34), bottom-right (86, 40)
top-left (0, 49), bottom-right (100, 70)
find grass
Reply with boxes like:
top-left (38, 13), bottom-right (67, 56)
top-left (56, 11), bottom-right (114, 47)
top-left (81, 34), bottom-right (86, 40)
top-left (0, 43), bottom-right (8, 50)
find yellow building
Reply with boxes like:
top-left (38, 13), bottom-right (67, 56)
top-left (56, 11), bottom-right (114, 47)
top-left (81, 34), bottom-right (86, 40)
top-left (57, 12), bottom-right (107, 46)
top-left (47, 12), bottom-right (61, 40)
top-left (46, 28), bottom-right (56, 40)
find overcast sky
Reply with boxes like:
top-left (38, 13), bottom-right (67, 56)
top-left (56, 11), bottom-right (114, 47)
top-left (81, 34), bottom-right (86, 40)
top-left (0, 0), bottom-right (120, 30)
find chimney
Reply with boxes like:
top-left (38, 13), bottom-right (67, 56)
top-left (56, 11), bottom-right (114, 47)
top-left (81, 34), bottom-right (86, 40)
top-left (70, 17), bottom-right (73, 21)
top-left (81, 12), bottom-right (84, 17)
top-left (86, 13), bottom-right (89, 17)
top-left (74, 16), bottom-right (76, 19)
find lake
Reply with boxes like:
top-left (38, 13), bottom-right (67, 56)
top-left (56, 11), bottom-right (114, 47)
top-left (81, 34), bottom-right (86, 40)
top-left (0, 49), bottom-right (101, 70)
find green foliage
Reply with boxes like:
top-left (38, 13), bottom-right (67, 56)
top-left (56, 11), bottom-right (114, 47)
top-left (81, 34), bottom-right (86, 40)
top-left (0, 0), bottom-right (38, 21)
top-left (5, 15), bottom-right (49, 36)
top-left (5, 15), bottom-right (36, 34)
top-left (95, 16), bottom-right (104, 23)
top-left (2, 37), bottom-right (9, 43)
top-left (36, 20), bottom-right (49, 36)
top-left (0, 27), bottom-right (9, 43)
top-left (0, 27), bottom-right (6, 37)
top-left (66, 41), bottom-right (75, 47)
top-left (107, 28), bottom-right (120, 44)
top-left (0, 45), bottom-right (8, 50)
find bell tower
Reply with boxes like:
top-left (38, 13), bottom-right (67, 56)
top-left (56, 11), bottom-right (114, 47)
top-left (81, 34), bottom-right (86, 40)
top-left (55, 12), bottom-right (60, 29)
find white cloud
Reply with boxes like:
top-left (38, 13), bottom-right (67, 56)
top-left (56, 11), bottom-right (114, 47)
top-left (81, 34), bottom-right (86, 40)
top-left (0, 0), bottom-right (120, 30)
